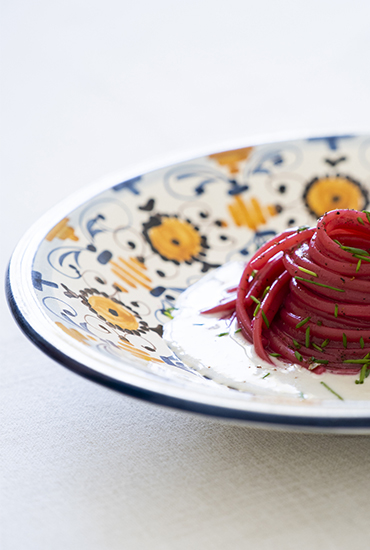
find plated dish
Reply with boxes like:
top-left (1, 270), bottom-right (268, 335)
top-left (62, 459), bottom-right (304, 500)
top-left (6, 135), bottom-right (370, 432)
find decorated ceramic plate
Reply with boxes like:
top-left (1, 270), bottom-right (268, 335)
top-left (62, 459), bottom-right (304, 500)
top-left (7, 135), bottom-right (370, 432)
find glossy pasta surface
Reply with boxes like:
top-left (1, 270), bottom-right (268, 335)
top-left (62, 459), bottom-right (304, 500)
top-left (203, 210), bottom-right (370, 376)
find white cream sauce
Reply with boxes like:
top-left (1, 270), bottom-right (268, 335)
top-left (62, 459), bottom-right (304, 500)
top-left (164, 262), bottom-right (370, 401)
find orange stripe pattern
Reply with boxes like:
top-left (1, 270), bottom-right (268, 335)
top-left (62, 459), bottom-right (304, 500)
top-left (111, 256), bottom-right (152, 292)
top-left (228, 196), bottom-right (277, 231)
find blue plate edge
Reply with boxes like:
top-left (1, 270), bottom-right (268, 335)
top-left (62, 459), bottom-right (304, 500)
top-left (6, 262), bottom-right (370, 432)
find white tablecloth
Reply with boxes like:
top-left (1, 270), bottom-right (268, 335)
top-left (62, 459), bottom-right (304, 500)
top-left (2, 2), bottom-right (370, 549)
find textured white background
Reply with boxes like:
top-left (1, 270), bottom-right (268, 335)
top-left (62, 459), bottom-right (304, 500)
top-left (2, 1), bottom-right (370, 549)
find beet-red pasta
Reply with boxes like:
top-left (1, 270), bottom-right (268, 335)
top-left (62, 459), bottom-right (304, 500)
top-left (202, 209), bottom-right (370, 376)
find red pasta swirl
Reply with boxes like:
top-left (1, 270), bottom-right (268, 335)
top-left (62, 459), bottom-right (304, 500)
top-left (203, 209), bottom-right (370, 375)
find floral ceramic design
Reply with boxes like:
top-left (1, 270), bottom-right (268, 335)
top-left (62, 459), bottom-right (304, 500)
top-left (8, 135), bottom-right (370, 430)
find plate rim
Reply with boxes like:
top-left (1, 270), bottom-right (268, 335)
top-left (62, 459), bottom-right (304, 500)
top-left (7, 133), bottom-right (370, 431)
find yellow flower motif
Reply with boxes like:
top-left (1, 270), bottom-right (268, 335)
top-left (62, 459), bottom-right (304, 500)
top-left (145, 216), bottom-right (202, 263)
top-left (304, 176), bottom-right (367, 217)
top-left (88, 296), bottom-right (139, 331)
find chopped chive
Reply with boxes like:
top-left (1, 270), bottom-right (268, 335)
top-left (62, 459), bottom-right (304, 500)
top-left (343, 359), bottom-right (370, 364)
top-left (358, 217), bottom-right (365, 225)
top-left (294, 350), bottom-right (303, 362)
top-left (312, 343), bottom-right (323, 352)
top-left (360, 337), bottom-right (365, 349)
top-left (262, 286), bottom-right (270, 299)
top-left (163, 306), bottom-right (178, 318)
top-left (292, 339), bottom-right (301, 349)
top-left (296, 316), bottom-right (311, 329)
top-left (297, 266), bottom-right (318, 277)
top-left (334, 239), bottom-right (342, 246)
top-left (250, 269), bottom-right (257, 278)
top-left (353, 254), bottom-right (370, 263)
top-left (295, 276), bottom-right (345, 292)
top-left (163, 308), bottom-right (174, 319)
top-left (362, 210), bottom-right (370, 224)
top-left (356, 259), bottom-right (362, 273)
top-left (321, 338), bottom-right (330, 348)
top-left (343, 332), bottom-right (347, 349)
top-left (338, 244), bottom-right (370, 256)
top-left (261, 309), bottom-right (270, 328)
top-left (311, 358), bottom-right (329, 364)
top-left (317, 320), bottom-right (323, 326)
top-left (334, 304), bottom-right (338, 318)
top-left (262, 372), bottom-right (270, 379)
top-left (270, 352), bottom-right (281, 357)
top-left (250, 295), bottom-right (260, 305)
top-left (234, 328), bottom-right (242, 334)
top-left (297, 226), bottom-right (309, 232)
top-left (305, 326), bottom-right (310, 348)
top-left (217, 332), bottom-right (229, 337)
top-left (355, 363), bottom-right (369, 385)
top-left (253, 303), bottom-right (261, 317)
top-left (320, 381), bottom-right (344, 401)
top-left (364, 353), bottom-right (370, 360)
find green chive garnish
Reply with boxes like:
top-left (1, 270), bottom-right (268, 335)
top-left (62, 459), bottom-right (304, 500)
top-left (356, 259), bottom-right (362, 273)
top-left (362, 210), bottom-right (370, 224)
top-left (312, 343), bottom-right (323, 352)
top-left (262, 372), bottom-right (270, 379)
top-left (353, 255), bottom-right (370, 263)
top-left (297, 226), bottom-right (309, 232)
top-left (295, 276), bottom-right (345, 292)
top-left (311, 358), bottom-right (329, 364)
top-left (305, 326), bottom-right (310, 348)
top-left (355, 363), bottom-right (369, 385)
top-left (320, 381), bottom-right (344, 401)
top-left (334, 304), bottom-right (338, 318)
top-left (294, 351), bottom-right (303, 361)
top-left (360, 337), bottom-right (365, 349)
top-left (296, 316), bottom-right (311, 329)
top-left (343, 359), bottom-right (370, 364)
top-left (163, 307), bottom-right (175, 319)
top-left (262, 286), bottom-right (270, 299)
top-left (217, 332), bottom-right (229, 337)
top-left (337, 244), bottom-right (369, 256)
top-left (358, 217), bottom-right (365, 225)
top-left (321, 339), bottom-right (330, 348)
top-left (261, 309), bottom-right (270, 328)
top-left (251, 295), bottom-right (261, 317)
top-left (253, 303), bottom-right (261, 317)
top-left (317, 320), bottom-right (323, 326)
top-left (343, 333), bottom-right (347, 349)
top-left (292, 339), bottom-right (301, 349)
top-left (270, 352), bottom-right (281, 357)
top-left (235, 328), bottom-right (242, 334)
top-left (297, 266), bottom-right (318, 277)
